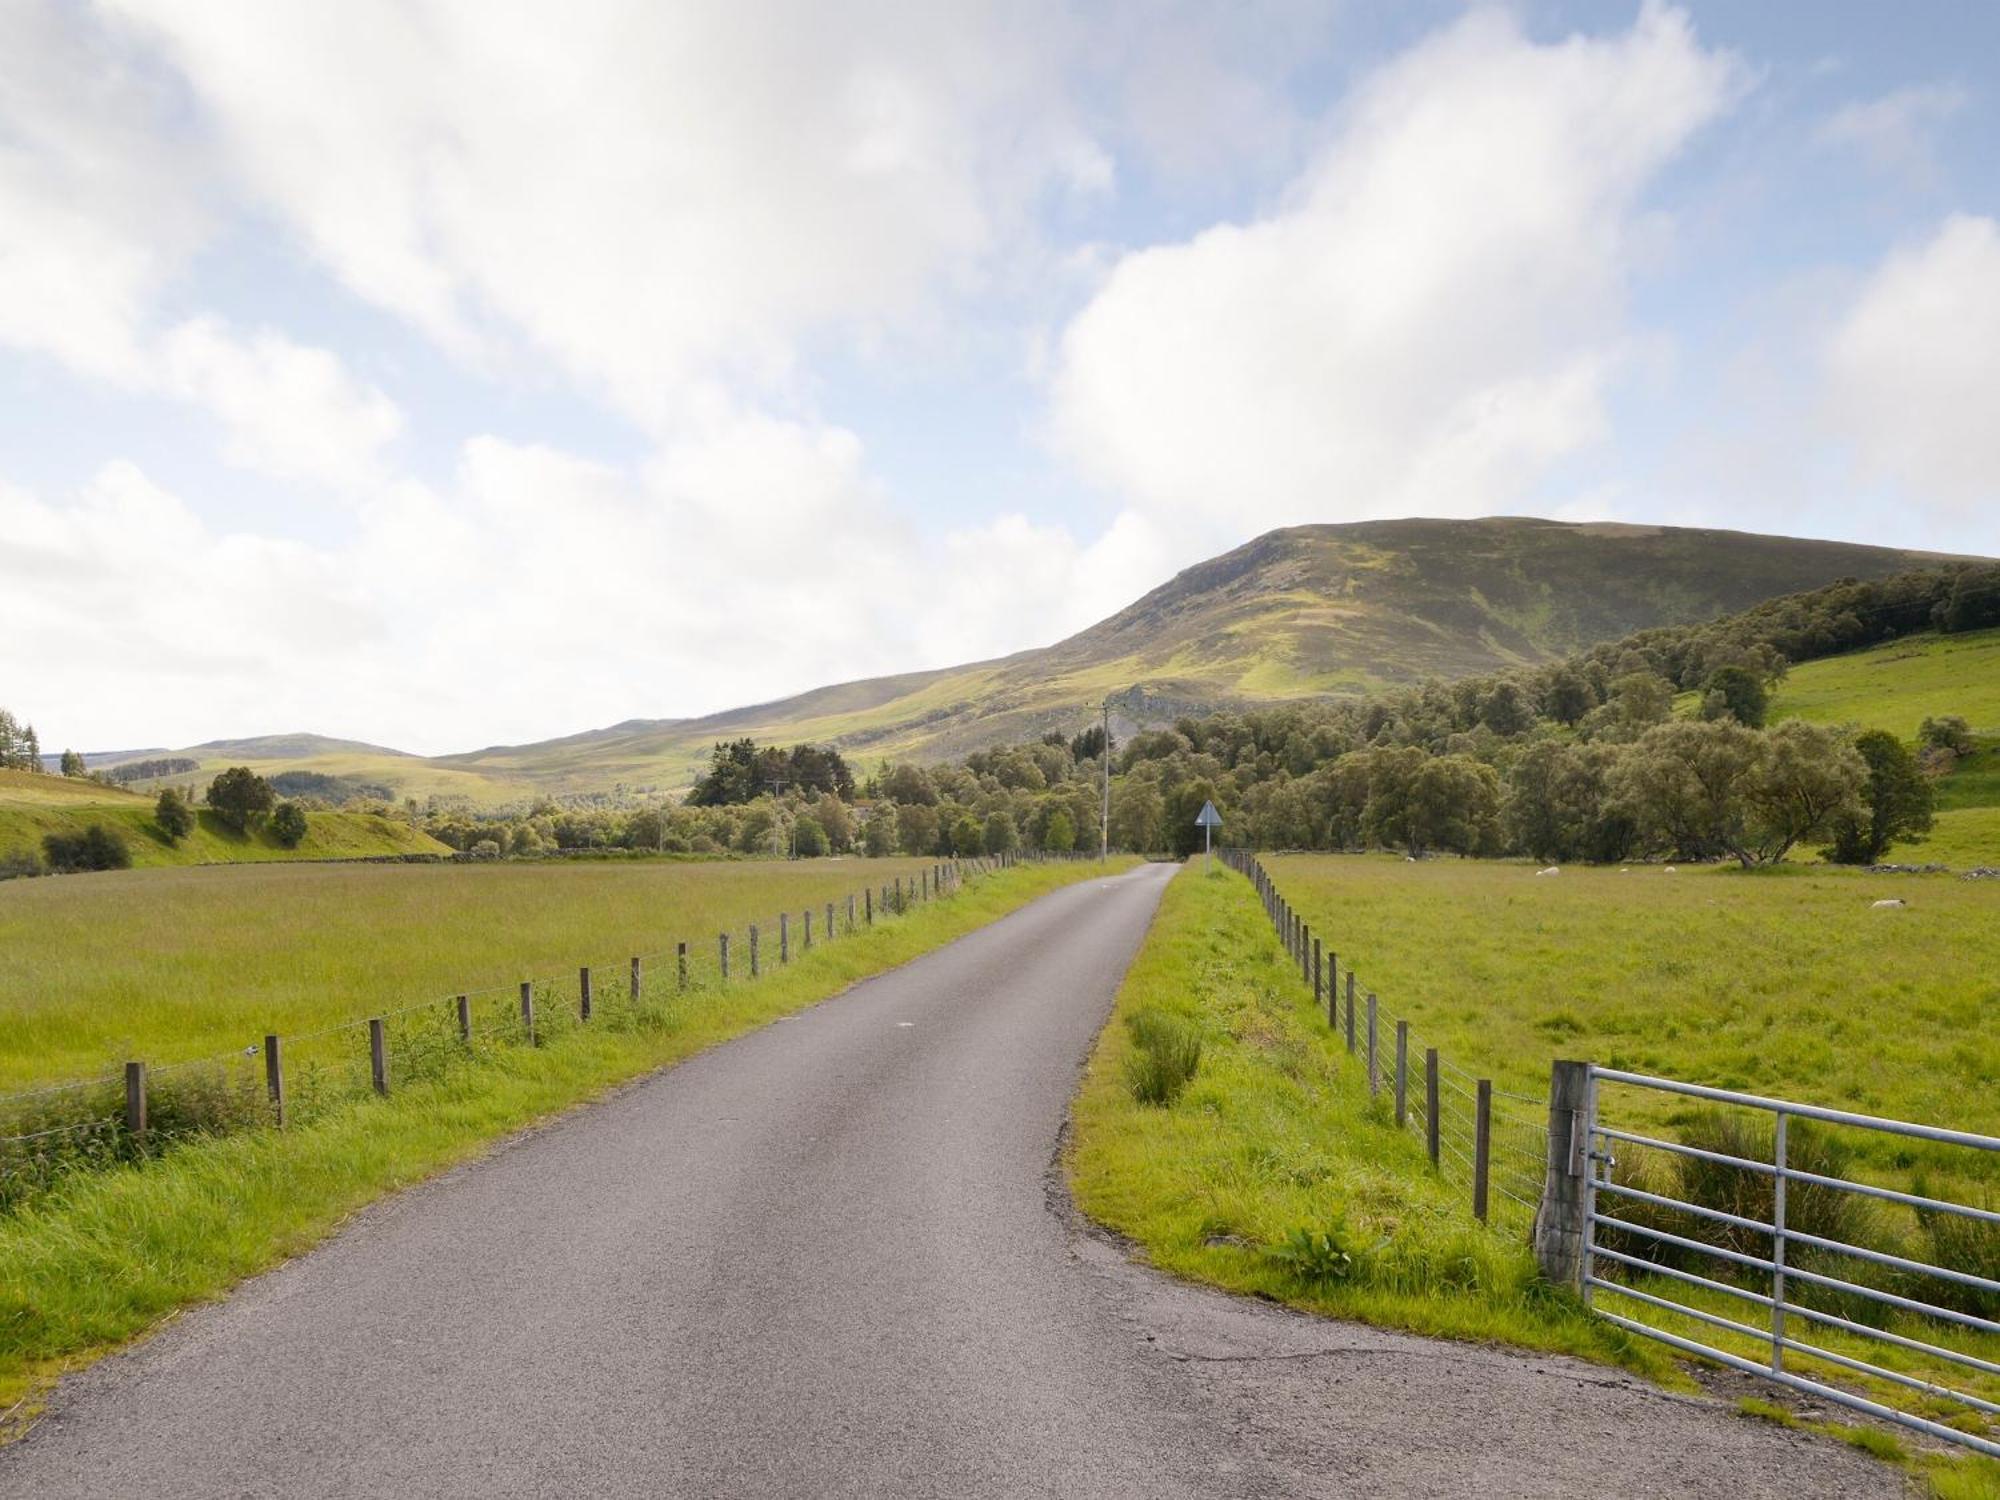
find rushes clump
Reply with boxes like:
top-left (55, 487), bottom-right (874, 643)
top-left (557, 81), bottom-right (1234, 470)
top-left (1123, 1009), bottom-right (1202, 1106)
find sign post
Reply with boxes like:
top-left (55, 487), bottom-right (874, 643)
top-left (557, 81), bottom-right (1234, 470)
top-left (1194, 800), bottom-right (1222, 872)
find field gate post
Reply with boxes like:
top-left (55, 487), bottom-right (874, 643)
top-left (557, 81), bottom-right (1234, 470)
top-left (369, 1018), bottom-right (389, 1095)
top-left (123, 1060), bottom-right (147, 1145)
top-left (456, 993), bottom-right (472, 1042)
top-left (1425, 1049), bottom-right (1440, 1166)
top-left (1534, 1060), bottom-right (1591, 1288)
top-left (1472, 1079), bottom-right (1492, 1223)
top-left (677, 942), bottom-right (688, 990)
top-left (1394, 1021), bottom-right (1409, 1128)
top-left (1366, 994), bottom-right (1379, 1095)
top-left (264, 1034), bottom-right (286, 1127)
top-left (579, 966), bottom-right (593, 1022)
top-left (520, 981), bottom-right (536, 1041)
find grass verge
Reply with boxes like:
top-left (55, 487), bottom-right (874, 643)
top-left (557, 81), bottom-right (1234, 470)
top-left (1066, 860), bottom-right (1658, 1372)
top-left (0, 857), bottom-right (1129, 1425)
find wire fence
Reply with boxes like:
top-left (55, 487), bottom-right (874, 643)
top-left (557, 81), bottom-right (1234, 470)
top-left (1222, 848), bottom-right (1548, 1231)
top-left (0, 852), bottom-right (1078, 1214)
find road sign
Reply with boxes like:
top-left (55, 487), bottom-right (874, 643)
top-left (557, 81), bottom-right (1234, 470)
top-left (1194, 800), bottom-right (1221, 869)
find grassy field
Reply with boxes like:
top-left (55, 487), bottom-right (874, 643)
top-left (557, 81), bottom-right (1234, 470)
top-left (0, 855), bottom-right (1127, 1421)
top-left (1261, 854), bottom-right (2000, 1152)
top-left (0, 769), bottom-right (450, 868)
top-left (1072, 862), bottom-right (2000, 1496)
top-left (0, 855), bottom-right (946, 1088)
top-left (1770, 628), bottom-right (2000, 741)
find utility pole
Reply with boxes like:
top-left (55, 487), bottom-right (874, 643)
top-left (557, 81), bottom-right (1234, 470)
top-left (1099, 700), bottom-right (1111, 863)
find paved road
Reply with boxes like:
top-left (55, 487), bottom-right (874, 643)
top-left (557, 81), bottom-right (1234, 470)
top-left (5, 863), bottom-right (1897, 1498)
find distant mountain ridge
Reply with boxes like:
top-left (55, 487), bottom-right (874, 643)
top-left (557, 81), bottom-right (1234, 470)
top-left (87, 517), bottom-right (1985, 804)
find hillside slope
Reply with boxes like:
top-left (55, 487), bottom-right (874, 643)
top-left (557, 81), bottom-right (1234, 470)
top-left (91, 517), bottom-right (1979, 804)
top-left (429, 517), bottom-right (1969, 795)
top-left (1768, 626), bottom-right (2000, 865)
top-left (0, 770), bottom-right (452, 869)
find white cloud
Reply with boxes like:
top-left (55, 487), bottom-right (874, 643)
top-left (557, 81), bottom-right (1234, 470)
top-left (101, 0), bottom-right (1107, 429)
top-left (1816, 82), bottom-right (1967, 184)
top-left (158, 319), bottom-right (404, 491)
top-left (1051, 3), bottom-right (1739, 542)
top-left (1825, 214), bottom-right (2000, 521)
top-left (0, 0), bottom-right (208, 381)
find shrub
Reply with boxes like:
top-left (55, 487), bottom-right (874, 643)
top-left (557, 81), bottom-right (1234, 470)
top-left (269, 800), bottom-right (309, 848)
top-left (155, 787), bottom-right (195, 844)
top-left (0, 847), bottom-right (44, 880)
top-left (207, 766), bottom-right (275, 831)
top-left (1918, 715), bottom-right (1976, 757)
top-left (1123, 1009), bottom-right (1202, 1105)
top-left (42, 823), bottom-right (132, 873)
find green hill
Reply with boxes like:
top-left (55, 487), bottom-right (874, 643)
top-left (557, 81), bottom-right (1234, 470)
top-left (1769, 626), bottom-right (2000, 865)
top-left (428, 517), bottom-right (1964, 798)
top-left (88, 517), bottom-right (1979, 806)
top-left (0, 770), bottom-right (452, 869)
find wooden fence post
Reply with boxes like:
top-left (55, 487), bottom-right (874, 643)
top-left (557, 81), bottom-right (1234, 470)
top-left (369, 1018), bottom-right (389, 1095)
top-left (579, 965), bottom-right (593, 1021)
top-left (719, 933), bottom-right (730, 981)
top-left (456, 993), bottom-right (472, 1042)
top-left (866, 888), bottom-right (874, 926)
top-left (1299, 922), bottom-right (1311, 986)
top-left (677, 941), bottom-right (688, 990)
top-left (630, 956), bottom-right (642, 1001)
top-left (264, 1034), bottom-right (286, 1127)
top-left (750, 925), bottom-right (761, 978)
top-left (1473, 1079), bottom-right (1493, 1223)
top-left (124, 1060), bottom-right (147, 1145)
top-left (847, 893), bottom-right (856, 931)
top-left (1313, 938), bottom-right (1322, 1013)
top-left (779, 913), bottom-right (789, 965)
top-left (1395, 1020), bottom-right (1409, 1128)
top-left (1425, 1048), bottom-right (1440, 1167)
top-left (826, 901), bottom-right (835, 941)
top-left (1366, 993), bottom-right (1379, 1095)
top-left (520, 981), bottom-right (536, 1041)
top-left (1345, 972), bottom-right (1357, 1054)
top-left (1535, 1060), bottom-right (1591, 1288)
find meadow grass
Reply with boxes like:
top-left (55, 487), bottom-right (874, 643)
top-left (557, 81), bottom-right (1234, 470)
top-left (1922, 807), bottom-right (2000, 867)
top-left (0, 855), bottom-right (1128, 1420)
top-left (1769, 628), bottom-right (2000, 741)
top-left (1263, 854), bottom-right (2000, 1152)
top-left (0, 855), bottom-right (943, 1088)
top-left (1066, 862), bottom-right (1656, 1371)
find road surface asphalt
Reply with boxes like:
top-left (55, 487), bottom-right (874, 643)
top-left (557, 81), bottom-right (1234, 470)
top-left (4, 861), bottom-right (1899, 1497)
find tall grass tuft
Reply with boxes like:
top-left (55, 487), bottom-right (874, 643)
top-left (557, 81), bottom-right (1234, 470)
top-left (1123, 1009), bottom-right (1202, 1106)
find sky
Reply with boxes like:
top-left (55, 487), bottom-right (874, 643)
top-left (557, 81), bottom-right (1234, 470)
top-left (3, 1), bottom-right (1996, 756)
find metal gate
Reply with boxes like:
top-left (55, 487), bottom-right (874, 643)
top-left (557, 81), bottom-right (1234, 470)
top-left (1581, 1066), bottom-right (2000, 1458)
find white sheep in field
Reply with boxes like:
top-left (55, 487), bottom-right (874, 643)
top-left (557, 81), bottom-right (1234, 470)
top-left (1872, 898), bottom-right (1906, 910)
top-left (1535, 866), bottom-right (1560, 877)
